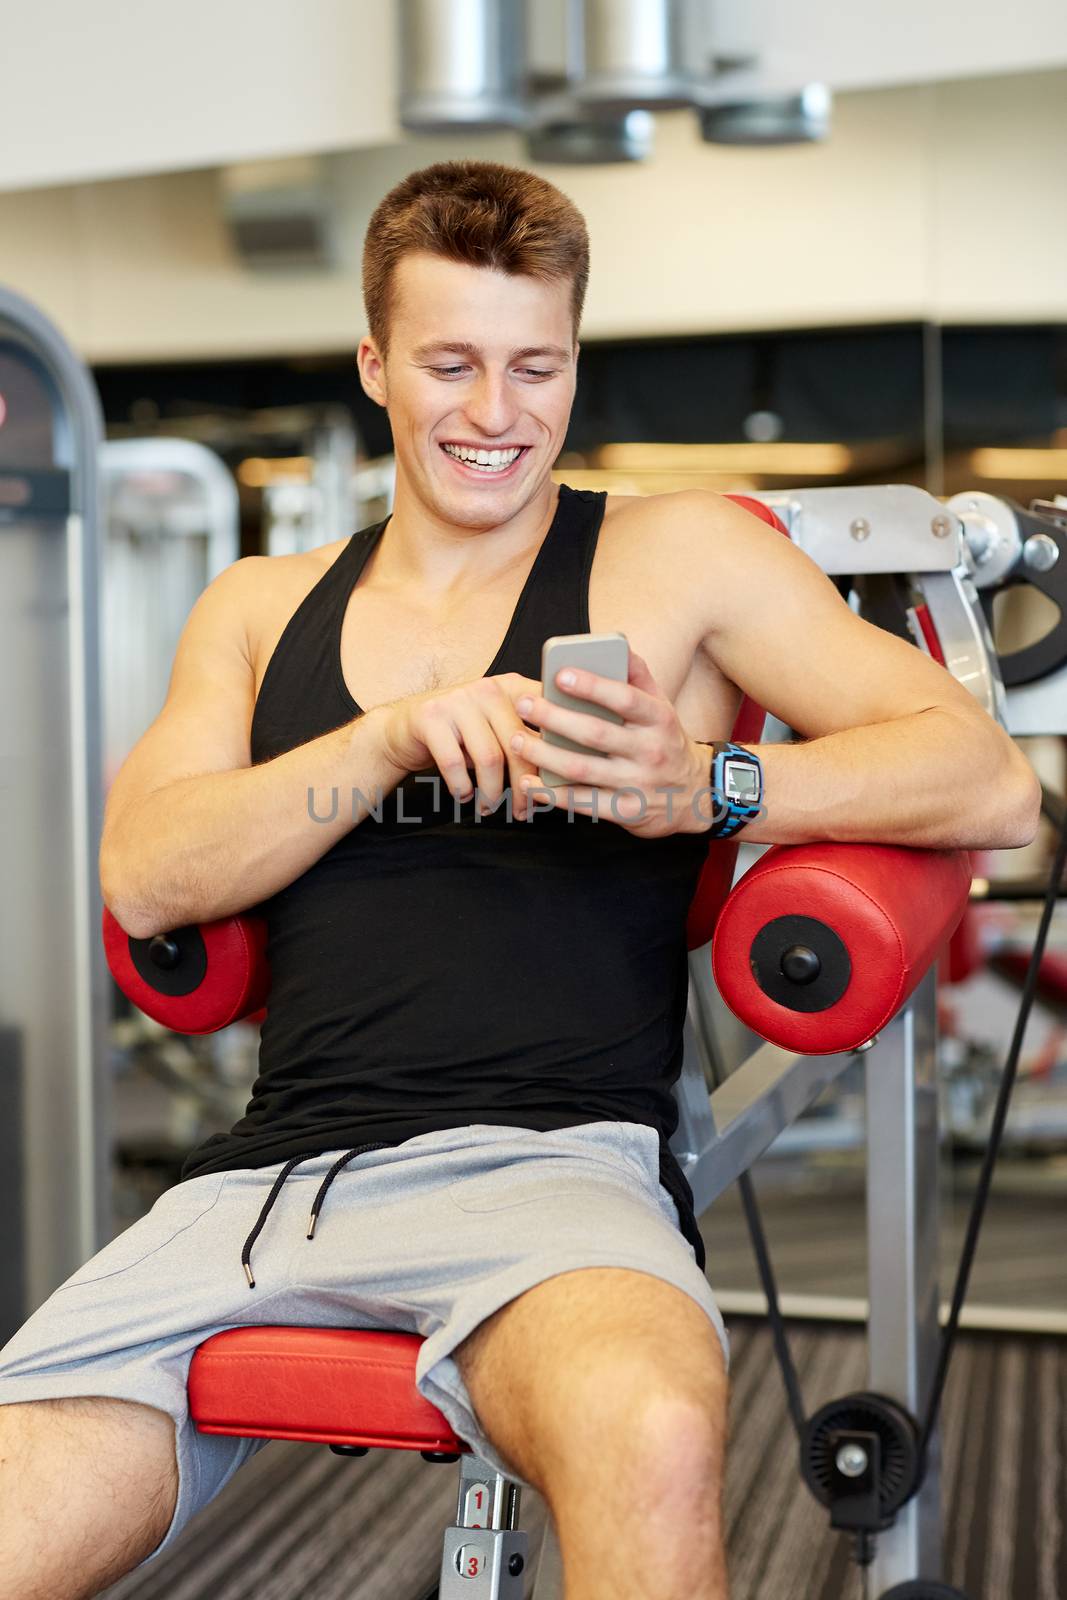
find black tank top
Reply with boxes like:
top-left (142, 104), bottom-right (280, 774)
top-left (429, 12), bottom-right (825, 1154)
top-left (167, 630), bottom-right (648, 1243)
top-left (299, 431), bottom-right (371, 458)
top-left (181, 485), bottom-right (710, 1270)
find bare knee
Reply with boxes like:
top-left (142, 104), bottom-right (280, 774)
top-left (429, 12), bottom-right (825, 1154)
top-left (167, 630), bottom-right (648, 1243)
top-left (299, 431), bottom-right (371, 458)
top-left (475, 1344), bottom-right (728, 1516)
top-left (552, 1357), bottom-right (728, 1493)
top-left (0, 1395), bottom-right (179, 1600)
top-left (455, 1268), bottom-right (728, 1495)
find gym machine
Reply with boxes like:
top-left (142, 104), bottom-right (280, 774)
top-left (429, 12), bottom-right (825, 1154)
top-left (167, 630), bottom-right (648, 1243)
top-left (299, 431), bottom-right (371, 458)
top-left (105, 484), bottom-right (1067, 1598)
top-left (0, 286), bottom-right (109, 1342)
top-left (677, 484), bottom-right (1067, 1600)
top-left (101, 436), bottom-right (240, 784)
top-left (100, 438), bottom-right (253, 1199)
top-left (4, 276), bottom-right (1063, 1598)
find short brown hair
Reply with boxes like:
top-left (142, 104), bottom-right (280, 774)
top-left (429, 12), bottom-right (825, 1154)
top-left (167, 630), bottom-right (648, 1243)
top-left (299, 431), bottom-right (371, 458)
top-left (362, 160), bottom-right (589, 357)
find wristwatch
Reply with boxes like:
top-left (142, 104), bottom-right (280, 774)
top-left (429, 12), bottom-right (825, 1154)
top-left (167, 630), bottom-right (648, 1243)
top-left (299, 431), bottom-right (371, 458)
top-left (705, 741), bottom-right (764, 839)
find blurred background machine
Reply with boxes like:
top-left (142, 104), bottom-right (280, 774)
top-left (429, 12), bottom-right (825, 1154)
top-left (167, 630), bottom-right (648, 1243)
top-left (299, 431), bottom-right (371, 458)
top-left (99, 438), bottom-right (254, 1224)
top-left (0, 287), bottom-right (108, 1342)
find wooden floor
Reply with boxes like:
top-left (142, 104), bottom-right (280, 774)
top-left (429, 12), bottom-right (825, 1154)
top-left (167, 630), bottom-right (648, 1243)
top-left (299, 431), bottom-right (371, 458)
top-left (100, 1318), bottom-right (1066, 1600)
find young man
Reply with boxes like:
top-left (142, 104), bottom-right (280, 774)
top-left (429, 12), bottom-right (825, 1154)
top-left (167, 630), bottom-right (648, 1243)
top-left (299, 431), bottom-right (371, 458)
top-left (0, 161), bottom-right (1039, 1600)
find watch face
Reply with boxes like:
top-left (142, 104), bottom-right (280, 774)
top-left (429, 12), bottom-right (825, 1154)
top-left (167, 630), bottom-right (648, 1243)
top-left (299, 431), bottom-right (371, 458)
top-left (725, 760), bottom-right (759, 801)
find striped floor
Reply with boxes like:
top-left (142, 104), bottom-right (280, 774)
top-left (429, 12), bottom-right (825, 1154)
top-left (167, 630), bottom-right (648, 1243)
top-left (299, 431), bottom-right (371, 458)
top-left (100, 1318), bottom-right (1065, 1600)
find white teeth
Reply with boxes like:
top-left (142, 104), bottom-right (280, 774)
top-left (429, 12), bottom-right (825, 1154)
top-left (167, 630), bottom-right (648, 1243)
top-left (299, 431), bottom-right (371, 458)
top-left (442, 444), bottom-right (523, 473)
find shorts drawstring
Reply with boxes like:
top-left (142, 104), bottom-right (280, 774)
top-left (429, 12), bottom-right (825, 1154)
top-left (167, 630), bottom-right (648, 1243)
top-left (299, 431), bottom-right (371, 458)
top-left (241, 1143), bottom-right (396, 1288)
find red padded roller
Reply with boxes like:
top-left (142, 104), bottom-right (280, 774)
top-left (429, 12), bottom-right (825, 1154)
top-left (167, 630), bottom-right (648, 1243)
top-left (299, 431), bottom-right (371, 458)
top-left (103, 906), bottom-right (270, 1033)
top-left (189, 1326), bottom-right (468, 1453)
top-left (711, 842), bottom-right (971, 1053)
top-left (686, 493), bottom-right (790, 950)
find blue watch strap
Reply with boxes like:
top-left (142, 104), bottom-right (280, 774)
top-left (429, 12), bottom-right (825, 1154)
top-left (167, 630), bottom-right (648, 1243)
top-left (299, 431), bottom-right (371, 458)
top-left (708, 741), bottom-right (763, 839)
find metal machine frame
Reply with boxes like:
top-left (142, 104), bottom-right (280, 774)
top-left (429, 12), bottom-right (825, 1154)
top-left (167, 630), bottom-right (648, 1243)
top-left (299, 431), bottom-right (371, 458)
top-left (438, 975), bottom-right (941, 1598)
top-left (0, 286), bottom-right (108, 1338)
top-left (436, 481), bottom-right (1066, 1596)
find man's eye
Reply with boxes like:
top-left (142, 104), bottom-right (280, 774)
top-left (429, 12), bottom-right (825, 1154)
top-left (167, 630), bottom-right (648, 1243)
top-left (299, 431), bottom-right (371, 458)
top-left (432, 366), bottom-right (467, 377)
top-left (519, 369), bottom-right (556, 379)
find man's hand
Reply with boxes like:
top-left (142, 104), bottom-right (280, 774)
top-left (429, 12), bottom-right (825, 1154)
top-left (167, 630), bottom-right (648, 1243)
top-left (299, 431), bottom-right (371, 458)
top-left (377, 673), bottom-right (545, 817)
top-left (509, 651), bottom-right (713, 838)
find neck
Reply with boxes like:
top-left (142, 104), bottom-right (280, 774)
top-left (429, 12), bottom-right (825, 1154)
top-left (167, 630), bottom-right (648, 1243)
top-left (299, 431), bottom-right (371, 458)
top-left (373, 473), bottom-right (560, 599)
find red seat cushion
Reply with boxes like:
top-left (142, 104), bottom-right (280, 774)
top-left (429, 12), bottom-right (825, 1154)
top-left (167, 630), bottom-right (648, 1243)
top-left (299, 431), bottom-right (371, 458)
top-left (188, 1326), bottom-right (468, 1454)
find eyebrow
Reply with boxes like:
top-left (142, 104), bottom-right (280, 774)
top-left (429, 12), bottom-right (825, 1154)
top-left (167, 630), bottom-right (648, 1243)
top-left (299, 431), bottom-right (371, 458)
top-left (412, 341), bottom-right (572, 362)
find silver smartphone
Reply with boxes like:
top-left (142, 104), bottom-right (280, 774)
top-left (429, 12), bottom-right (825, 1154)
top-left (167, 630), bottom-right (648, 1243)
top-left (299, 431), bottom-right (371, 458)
top-left (539, 631), bottom-right (630, 788)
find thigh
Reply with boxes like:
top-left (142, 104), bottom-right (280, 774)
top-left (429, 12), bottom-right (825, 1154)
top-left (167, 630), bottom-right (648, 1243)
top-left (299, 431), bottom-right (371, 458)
top-left (0, 1393), bottom-right (182, 1593)
top-left (452, 1263), bottom-right (729, 1492)
top-left (0, 1172), bottom-right (287, 1568)
top-left (405, 1123), bottom-right (730, 1491)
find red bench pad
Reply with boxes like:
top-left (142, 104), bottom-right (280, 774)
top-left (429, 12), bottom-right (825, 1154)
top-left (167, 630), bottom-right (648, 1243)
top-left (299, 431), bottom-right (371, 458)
top-left (188, 1325), bottom-right (469, 1453)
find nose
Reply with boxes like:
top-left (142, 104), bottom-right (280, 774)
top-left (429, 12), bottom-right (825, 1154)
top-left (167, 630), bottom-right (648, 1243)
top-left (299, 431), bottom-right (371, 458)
top-left (462, 368), bottom-right (520, 439)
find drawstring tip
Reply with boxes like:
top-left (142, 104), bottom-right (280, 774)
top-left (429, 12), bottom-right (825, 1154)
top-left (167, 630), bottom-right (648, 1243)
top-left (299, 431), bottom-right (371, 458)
top-left (306, 1211), bottom-right (318, 1240)
top-left (244, 1262), bottom-right (256, 1289)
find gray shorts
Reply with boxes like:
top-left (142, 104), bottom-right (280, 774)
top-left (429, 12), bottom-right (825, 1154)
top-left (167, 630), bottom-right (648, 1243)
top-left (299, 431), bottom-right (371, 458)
top-left (0, 1120), bottom-right (727, 1568)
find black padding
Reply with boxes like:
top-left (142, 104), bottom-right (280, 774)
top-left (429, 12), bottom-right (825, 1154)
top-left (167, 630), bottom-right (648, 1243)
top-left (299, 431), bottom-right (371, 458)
top-left (749, 915), bottom-right (851, 1012)
top-left (128, 925), bottom-right (208, 997)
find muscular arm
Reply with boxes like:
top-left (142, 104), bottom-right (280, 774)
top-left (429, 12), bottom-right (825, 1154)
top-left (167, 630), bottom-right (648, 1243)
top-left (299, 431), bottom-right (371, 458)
top-left (100, 559), bottom-right (406, 939)
top-left (670, 491), bottom-right (1041, 851)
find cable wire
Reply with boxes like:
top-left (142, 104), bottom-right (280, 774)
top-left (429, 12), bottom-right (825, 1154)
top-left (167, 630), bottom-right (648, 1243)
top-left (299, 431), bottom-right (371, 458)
top-left (737, 1166), bottom-right (807, 1437)
top-left (713, 795), bottom-right (1067, 1548)
top-left (700, 1022), bottom-right (807, 1438)
top-left (914, 803), bottom-right (1067, 1475)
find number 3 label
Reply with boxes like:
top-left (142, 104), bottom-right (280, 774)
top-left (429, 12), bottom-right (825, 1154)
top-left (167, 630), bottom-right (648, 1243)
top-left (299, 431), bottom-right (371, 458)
top-left (456, 1541), bottom-right (484, 1579)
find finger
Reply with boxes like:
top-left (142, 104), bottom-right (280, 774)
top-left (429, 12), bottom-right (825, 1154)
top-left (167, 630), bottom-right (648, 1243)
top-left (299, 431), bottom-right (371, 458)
top-left (549, 665), bottom-right (657, 725)
top-left (510, 727), bottom-right (634, 790)
top-left (626, 650), bottom-right (666, 703)
top-left (483, 700), bottom-right (541, 818)
top-left (519, 781), bottom-right (563, 815)
top-left (498, 672), bottom-right (544, 713)
top-left (515, 692), bottom-right (631, 757)
top-left (420, 711), bottom-right (476, 800)
top-left (451, 703), bottom-right (508, 807)
top-left (474, 678), bottom-right (541, 808)
top-left (518, 779), bottom-right (621, 823)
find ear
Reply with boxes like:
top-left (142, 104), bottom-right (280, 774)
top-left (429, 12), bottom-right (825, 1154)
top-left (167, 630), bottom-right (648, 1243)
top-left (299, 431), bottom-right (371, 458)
top-left (357, 335), bottom-right (388, 409)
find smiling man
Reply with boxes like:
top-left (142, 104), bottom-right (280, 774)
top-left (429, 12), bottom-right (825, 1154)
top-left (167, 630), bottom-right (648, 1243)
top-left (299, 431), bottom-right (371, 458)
top-left (0, 161), bottom-right (1040, 1600)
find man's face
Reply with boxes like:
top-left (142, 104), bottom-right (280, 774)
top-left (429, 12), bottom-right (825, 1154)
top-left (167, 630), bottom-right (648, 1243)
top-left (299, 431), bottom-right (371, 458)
top-left (359, 252), bottom-right (578, 530)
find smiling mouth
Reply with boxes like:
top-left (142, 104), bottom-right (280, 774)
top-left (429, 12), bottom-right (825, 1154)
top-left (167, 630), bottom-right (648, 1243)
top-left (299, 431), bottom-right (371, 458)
top-left (439, 443), bottom-right (531, 476)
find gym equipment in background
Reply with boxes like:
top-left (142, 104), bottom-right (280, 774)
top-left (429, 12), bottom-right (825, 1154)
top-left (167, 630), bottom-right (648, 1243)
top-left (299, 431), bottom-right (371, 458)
top-left (99, 438), bottom-right (258, 1203)
top-left (101, 437), bottom-right (239, 784)
top-left (0, 285), bottom-right (108, 1340)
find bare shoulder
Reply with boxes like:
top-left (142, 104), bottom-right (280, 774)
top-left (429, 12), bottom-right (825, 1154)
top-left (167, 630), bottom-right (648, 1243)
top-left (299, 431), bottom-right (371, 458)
top-left (234, 538), bottom-right (347, 600)
top-left (224, 539), bottom-right (349, 679)
top-left (602, 486), bottom-right (764, 546)
top-left (603, 485), bottom-right (810, 599)
top-left (597, 486), bottom-right (764, 595)
top-left (593, 487), bottom-right (830, 684)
